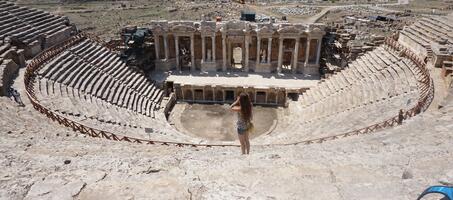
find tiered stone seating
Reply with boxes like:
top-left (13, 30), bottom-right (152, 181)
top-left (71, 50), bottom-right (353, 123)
top-left (0, 38), bottom-right (24, 96)
top-left (0, 1), bottom-right (74, 57)
top-left (398, 15), bottom-right (453, 58)
top-left (31, 37), bottom-right (190, 142)
top-left (34, 82), bottom-right (193, 142)
top-left (256, 44), bottom-right (421, 144)
top-left (36, 38), bottom-right (164, 118)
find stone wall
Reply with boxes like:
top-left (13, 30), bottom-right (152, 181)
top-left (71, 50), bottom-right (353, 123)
top-left (173, 83), bottom-right (288, 106)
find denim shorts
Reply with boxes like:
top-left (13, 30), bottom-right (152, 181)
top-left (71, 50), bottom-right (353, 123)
top-left (237, 128), bottom-right (247, 135)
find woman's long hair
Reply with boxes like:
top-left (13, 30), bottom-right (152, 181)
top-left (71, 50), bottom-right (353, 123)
top-left (239, 92), bottom-right (252, 123)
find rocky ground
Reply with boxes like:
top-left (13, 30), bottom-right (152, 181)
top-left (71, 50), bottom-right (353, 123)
top-left (1, 69), bottom-right (453, 199)
top-left (15, 0), bottom-right (249, 40)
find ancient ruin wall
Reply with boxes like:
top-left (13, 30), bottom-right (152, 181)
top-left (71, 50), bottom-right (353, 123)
top-left (150, 20), bottom-right (326, 75)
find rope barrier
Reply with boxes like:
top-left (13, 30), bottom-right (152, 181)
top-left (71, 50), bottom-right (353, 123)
top-left (24, 34), bottom-right (434, 147)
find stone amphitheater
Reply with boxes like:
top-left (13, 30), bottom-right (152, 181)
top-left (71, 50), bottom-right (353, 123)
top-left (1, 0), bottom-right (453, 199)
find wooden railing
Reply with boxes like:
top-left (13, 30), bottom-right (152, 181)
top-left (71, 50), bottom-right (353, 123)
top-left (24, 34), bottom-right (434, 147)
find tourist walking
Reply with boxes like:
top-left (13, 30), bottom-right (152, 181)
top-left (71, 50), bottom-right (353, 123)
top-left (230, 92), bottom-right (253, 155)
top-left (9, 88), bottom-right (25, 107)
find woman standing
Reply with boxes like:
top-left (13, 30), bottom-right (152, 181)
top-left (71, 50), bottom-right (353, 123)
top-left (230, 92), bottom-right (253, 155)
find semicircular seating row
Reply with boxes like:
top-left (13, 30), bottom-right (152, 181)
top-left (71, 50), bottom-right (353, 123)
top-left (256, 44), bottom-right (422, 144)
top-left (399, 15), bottom-right (453, 58)
top-left (34, 38), bottom-right (196, 143)
top-left (0, 1), bottom-right (74, 57)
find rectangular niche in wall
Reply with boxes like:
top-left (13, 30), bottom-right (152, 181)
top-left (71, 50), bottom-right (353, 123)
top-left (194, 89), bottom-right (203, 101)
top-left (225, 90), bottom-right (235, 101)
top-left (256, 91), bottom-right (266, 104)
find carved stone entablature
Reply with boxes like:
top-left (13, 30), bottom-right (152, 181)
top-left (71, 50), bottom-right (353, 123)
top-left (221, 21), bottom-right (249, 36)
top-left (256, 24), bottom-right (274, 37)
top-left (149, 20), bottom-right (326, 39)
top-left (277, 25), bottom-right (301, 38)
top-left (171, 23), bottom-right (197, 36)
top-left (228, 36), bottom-right (245, 43)
top-left (200, 21), bottom-right (217, 36)
top-left (152, 25), bottom-right (166, 35)
top-left (306, 23), bottom-right (326, 38)
top-left (149, 21), bottom-right (169, 35)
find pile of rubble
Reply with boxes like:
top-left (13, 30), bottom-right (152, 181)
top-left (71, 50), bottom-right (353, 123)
top-left (320, 6), bottom-right (412, 72)
top-left (172, 0), bottom-right (245, 20)
top-left (270, 6), bottom-right (320, 16)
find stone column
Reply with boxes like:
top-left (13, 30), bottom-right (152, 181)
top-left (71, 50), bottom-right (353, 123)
top-left (175, 36), bottom-right (180, 71)
top-left (256, 36), bottom-right (261, 66)
top-left (253, 90), bottom-right (257, 103)
top-left (190, 34), bottom-right (195, 71)
top-left (267, 37), bottom-right (272, 63)
top-left (245, 35), bottom-right (250, 71)
top-left (305, 37), bottom-right (311, 67)
top-left (316, 38), bottom-right (322, 65)
top-left (227, 41), bottom-right (232, 70)
top-left (182, 87), bottom-right (185, 100)
top-left (155, 35), bottom-right (160, 60)
top-left (212, 35), bottom-right (216, 62)
top-left (202, 88), bottom-right (206, 101)
top-left (222, 34), bottom-right (227, 71)
top-left (292, 37), bottom-right (300, 74)
top-left (201, 36), bottom-right (206, 63)
top-left (277, 37), bottom-right (284, 73)
top-left (163, 34), bottom-right (169, 60)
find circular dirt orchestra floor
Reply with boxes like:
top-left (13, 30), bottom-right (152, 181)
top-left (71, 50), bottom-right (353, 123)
top-left (178, 104), bottom-right (277, 141)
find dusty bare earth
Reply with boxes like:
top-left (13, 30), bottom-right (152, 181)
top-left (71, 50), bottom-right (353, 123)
top-left (173, 103), bottom-right (277, 141)
top-left (16, 0), bottom-right (249, 39)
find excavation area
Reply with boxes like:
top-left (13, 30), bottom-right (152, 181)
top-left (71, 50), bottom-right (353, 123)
top-left (170, 103), bottom-right (278, 141)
